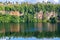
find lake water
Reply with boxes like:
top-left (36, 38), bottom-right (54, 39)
top-left (0, 23), bottom-right (60, 40)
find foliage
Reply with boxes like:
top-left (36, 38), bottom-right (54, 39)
top-left (0, 3), bottom-right (60, 22)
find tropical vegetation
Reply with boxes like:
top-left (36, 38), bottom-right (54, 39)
top-left (0, 3), bottom-right (60, 23)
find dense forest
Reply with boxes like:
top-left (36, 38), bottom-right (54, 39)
top-left (0, 3), bottom-right (60, 23)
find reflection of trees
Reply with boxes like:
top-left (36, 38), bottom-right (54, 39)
top-left (20, 23), bottom-right (25, 32)
top-left (57, 23), bottom-right (60, 32)
top-left (0, 31), bottom-right (60, 38)
top-left (23, 23), bottom-right (35, 32)
top-left (0, 23), bottom-right (60, 38)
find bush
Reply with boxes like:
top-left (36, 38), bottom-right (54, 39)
top-left (49, 17), bottom-right (56, 23)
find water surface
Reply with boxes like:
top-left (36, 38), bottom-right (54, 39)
top-left (0, 23), bottom-right (60, 40)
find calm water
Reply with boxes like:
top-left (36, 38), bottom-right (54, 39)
top-left (0, 23), bottom-right (60, 40)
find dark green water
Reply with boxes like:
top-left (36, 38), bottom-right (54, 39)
top-left (0, 23), bottom-right (60, 40)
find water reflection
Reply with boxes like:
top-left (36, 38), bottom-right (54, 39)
top-left (0, 23), bottom-right (60, 40)
top-left (10, 23), bottom-right (20, 32)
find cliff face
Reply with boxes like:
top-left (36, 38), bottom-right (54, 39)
top-left (10, 11), bottom-right (24, 16)
top-left (0, 11), bottom-right (5, 14)
top-left (34, 11), bottom-right (57, 20)
top-left (0, 11), bottom-right (24, 16)
top-left (46, 11), bottom-right (57, 20)
top-left (0, 11), bottom-right (57, 20)
top-left (10, 11), bottom-right (20, 16)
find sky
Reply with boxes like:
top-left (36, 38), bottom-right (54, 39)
top-left (0, 37), bottom-right (60, 40)
top-left (0, 0), bottom-right (59, 4)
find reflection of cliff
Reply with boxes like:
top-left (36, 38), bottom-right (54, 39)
top-left (0, 24), bottom-right (5, 33)
top-left (37, 23), bottom-right (57, 32)
top-left (0, 23), bottom-right (59, 38)
top-left (0, 23), bottom-right (20, 33)
top-left (37, 23), bottom-right (42, 32)
top-left (0, 28), bottom-right (5, 33)
top-left (0, 23), bottom-right (58, 33)
top-left (47, 23), bottom-right (57, 32)
top-left (10, 23), bottom-right (20, 32)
